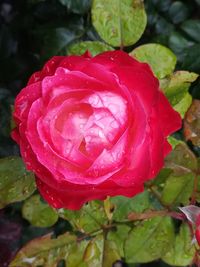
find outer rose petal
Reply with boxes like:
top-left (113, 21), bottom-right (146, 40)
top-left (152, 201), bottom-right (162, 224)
top-left (158, 92), bottom-right (182, 136)
top-left (13, 82), bottom-right (42, 123)
top-left (147, 106), bottom-right (165, 178)
top-left (36, 177), bottom-right (144, 210)
top-left (28, 56), bottom-right (65, 85)
top-left (92, 50), bottom-right (151, 73)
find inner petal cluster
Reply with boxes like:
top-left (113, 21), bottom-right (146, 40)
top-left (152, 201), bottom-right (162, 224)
top-left (34, 85), bottom-right (129, 184)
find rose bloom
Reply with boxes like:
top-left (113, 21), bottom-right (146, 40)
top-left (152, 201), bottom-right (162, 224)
top-left (12, 51), bottom-right (181, 210)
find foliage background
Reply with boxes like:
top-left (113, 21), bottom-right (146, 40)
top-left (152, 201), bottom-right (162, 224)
top-left (0, 0), bottom-right (200, 266)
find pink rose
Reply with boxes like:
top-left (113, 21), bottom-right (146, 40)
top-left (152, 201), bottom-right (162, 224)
top-left (12, 51), bottom-right (181, 210)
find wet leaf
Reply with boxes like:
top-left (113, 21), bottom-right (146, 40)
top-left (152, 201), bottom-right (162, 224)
top-left (161, 172), bottom-right (194, 206)
top-left (108, 225), bottom-right (131, 258)
top-left (130, 43), bottom-right (177, 79)
top-left (161, 71), bottom-right (199, 118)
top-left (124, 216), bottom-right (174, 263)
top-left (22, 195), bottom-right (58, 227)
top-left (161, 143), bottom-right (197, 206)
top-left (67, 41), bottom-right (113, 56)
top-left (111, 191), bottom-right (150, 222)
top-left (0, 157), bottom-right (36, 208)
top-left (162, 223), bottom-right (195, 266)
top-left (9, 232), bottom-right (76, 267)
top-left (58, 201), bottom-right (107, 233)
top-left (184, 99), bottom-right (200, 147)
top-left (92, 0), bottom-right (147, 47)
top-left (67, 234), bottom-right (120, 267)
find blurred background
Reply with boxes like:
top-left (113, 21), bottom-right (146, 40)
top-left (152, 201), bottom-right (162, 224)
top-left (0, 0), bottom-right (200, 266)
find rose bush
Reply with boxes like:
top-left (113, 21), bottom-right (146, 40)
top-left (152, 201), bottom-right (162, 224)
top-left (12, 50), bottom-right (181, 210)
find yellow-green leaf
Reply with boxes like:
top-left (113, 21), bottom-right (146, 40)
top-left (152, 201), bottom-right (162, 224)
top-left (92, 0), bottom-right (147, 47)
top-left (22, 195), bottom-right (58, 227)
top-left (0, 156), bottom-right (36, 208)
top-left (130, 43), bottom-right (177, 79)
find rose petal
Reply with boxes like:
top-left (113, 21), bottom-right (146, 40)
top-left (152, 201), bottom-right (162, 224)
top-left (36, 177), bottom-right (144, 210)
top-left (13, 82), bottom-right (41, 123)
top-left (28, 56), bottom-right (66, 85)
top-left (158, 92), bottom-right (182, 136)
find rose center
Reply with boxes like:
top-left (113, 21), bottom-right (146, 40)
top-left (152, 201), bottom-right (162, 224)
top-left (53, 91), bottom-right (127, 160)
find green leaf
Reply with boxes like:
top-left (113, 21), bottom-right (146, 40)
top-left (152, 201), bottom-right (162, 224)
top-left (0, 156), bottom-right (36, 208)
top-left (67, 41), bottom-right (114, 56)
top-left (59, 0), bottom-right (91, 14)
top-left (169, 31), bottom-right (194, 56)
top-left (161, 71), bottom-right (199, 118)
top-left (92, 0), bottom-right (147, 47)
top-left (10, 232), bottom-right (120, 267)
top-left (161, 172), bottom-right (194, 206)
top-left (162, 223), bottom-right (195, 266)
top-left (165, 143), bottom-right (198, 172)
top-left (9, 232), bottom-right (77, 267)
top-left (181, 20), bottom-right (200, 42)
top-left (111, 191), bottom-right (150, 222)
top-left (102, 240), bottom-right (121, 267)
top-left (130, 43), bottom-right (177, 79)
top-left (174, 92), bottom-right (192, 118)
top-left (67, 235), bottom-right (120, 267)
top-left (168, 2), bottom-right (189, 24)
top-left (108, 225), bottom-right (131, 257)
top-left (124, 216), bottom-right (174, 263)
top-left (182, 44), bottom-right (200, 73)
top-left (22, 195), bottom-right (58, 227)
top-left (161, 143), bottom-right (197, 206)
top-left (167, 136), bottom-right (183, 149)
top-left (58, 201), bottom-right (107, 233)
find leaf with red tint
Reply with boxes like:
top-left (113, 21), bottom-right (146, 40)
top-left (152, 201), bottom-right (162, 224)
top-left (184, 99), bottom-right (200, 146)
